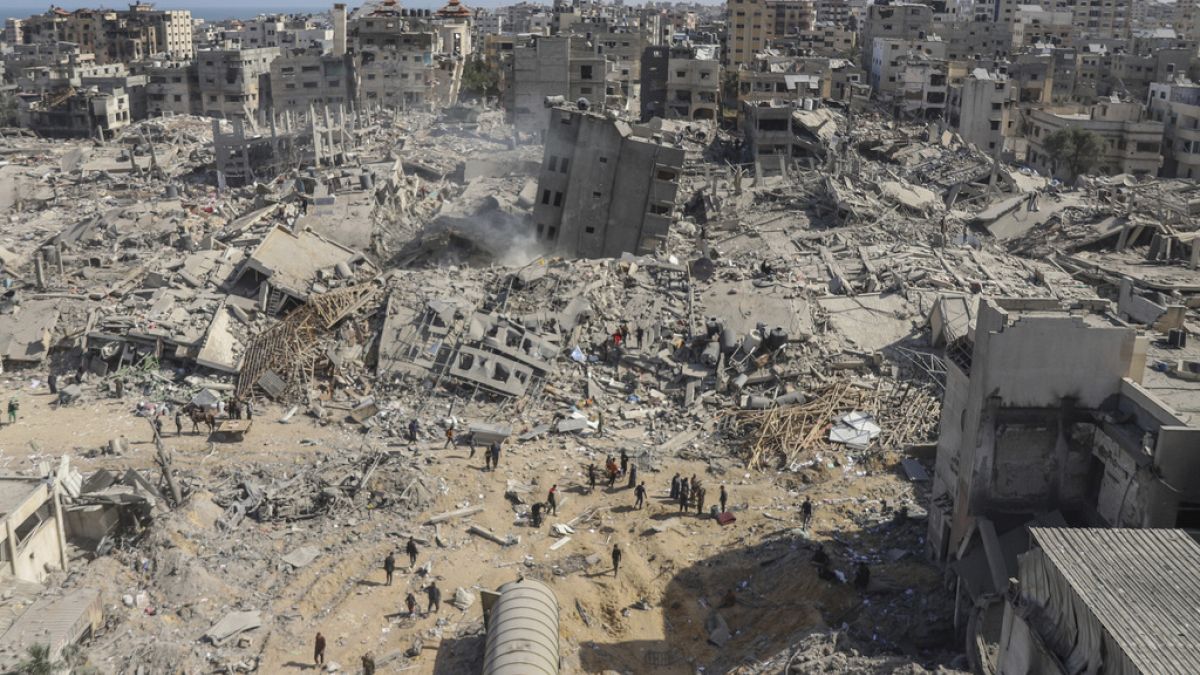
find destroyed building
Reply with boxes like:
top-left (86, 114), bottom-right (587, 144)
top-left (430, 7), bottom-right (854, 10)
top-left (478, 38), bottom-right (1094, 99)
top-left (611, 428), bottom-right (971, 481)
top-left (928, 297), bottom-right (1200, 632)
top-left (532, 106), bottom-right (685, 258)
top-left (0, 476), bottom-right (69, 584)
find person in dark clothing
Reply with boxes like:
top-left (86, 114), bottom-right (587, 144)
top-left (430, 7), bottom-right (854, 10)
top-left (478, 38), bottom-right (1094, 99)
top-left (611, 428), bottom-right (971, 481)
top-left (408, 419), bottom-right (419, 442)
top-left (801, 497), bottom-right (813, 531)
top-left (588, 464), bottom-right (597, 492)
top-left (547, 485), bottom-right (558, 515)
top-left (670, 474), bottom-right (681, 500)
top-left (174, 411), bottom-right (183, 436)
top-left (854, 562), bottom-right (870, 591)
top-left (314, 632), bottom-right (326, 666)
top-left (406, 537), bottom-right (419, 568)
top-left (245, 400), bottom-right (253, 420)
top-left (812, 545), bottom-right (830, 567)
top-left (619, 450), bottom-right (629, 476)
top-left (485, 446), bottom-right (493, 470)
top-left (627, 463), bottom-right (637, 489)
top-left (153, 416), bottom-right (163, 439)
top-left (488, 441), bottom-right (500, 467)
top-left (443, 427), bottom-right (455, 448)
top-left (634, 482), bottom-right (646, 509)
top-left (426, 583), bottom-right (441, 613)
top-left (635, 326), bottom-right (644, 348)
top-left (384, 552), bottom-right (396, 585)
top-left (719, 485), bottom-right (728, 513)
top-left (405, 593), bottom-right (418, 616)
top-left (362, 652), bottom-right (376, 675)
top-left (696, 487), bottom-right (706, 515)
top-left (611, 544), bottom-right (622, 576)
top-left (491, 442), bottom-right (501, 469)
top-left (531, 501), bottom-right (543, 527)
top-left (678, 482), bottom-right (690, 512)
top-left (47, 374), bottom-right (57, 395)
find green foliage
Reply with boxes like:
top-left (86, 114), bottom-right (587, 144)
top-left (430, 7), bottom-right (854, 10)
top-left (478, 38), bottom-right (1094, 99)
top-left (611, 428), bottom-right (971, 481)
top-left (1043, 127), bottom-right (1101, 179)
top-left (460, 58), bottom-right (500, 101)
top-left (15, 644), bottom-right (61, 675)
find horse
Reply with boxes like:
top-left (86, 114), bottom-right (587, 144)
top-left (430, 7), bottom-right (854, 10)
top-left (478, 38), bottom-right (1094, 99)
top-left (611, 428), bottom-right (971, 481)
top-left (185, 405), bottom-right (216, 434)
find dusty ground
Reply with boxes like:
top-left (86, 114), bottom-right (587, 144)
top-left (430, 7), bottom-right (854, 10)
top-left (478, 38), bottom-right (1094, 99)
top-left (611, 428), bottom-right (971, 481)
top-left (0, 372), bottom-right (958, 674)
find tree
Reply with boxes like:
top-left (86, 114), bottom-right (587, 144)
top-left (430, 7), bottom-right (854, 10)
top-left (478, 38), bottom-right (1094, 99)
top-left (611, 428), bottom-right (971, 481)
top-left (460, 58), bottom-right (500, 102)
top-left (1043, 127), bottom-right (1101, 180)
top-left (15, 644), bottom-right (62, 675)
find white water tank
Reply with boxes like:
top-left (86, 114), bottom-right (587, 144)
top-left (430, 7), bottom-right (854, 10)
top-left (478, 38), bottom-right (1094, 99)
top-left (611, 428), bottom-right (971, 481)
top-left (482, 578), bottom-right (559, 675)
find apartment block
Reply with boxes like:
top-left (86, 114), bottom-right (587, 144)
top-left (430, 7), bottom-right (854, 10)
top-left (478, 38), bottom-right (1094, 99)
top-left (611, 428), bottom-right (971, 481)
top-left (532, 106), bottom-right (685, 259)
top-left (1149, 80), bottom-right (1200, 178)
top-left (141, 58), bottom-right (200, 117)
top-left (271, 50), bottom-right (356, 114)
top-left (507, 35), bottom-right (605, 133)
top-left (665, 44), bottom-right (721, 120)
top-left (947, 67), bottom-right (1014, 152)
top-left (196, 47), bottom-right (278, 120)
top-left (1025, 102), bottom-right (1164, 177)
top-left (0, 477), bottom-right (69, 584)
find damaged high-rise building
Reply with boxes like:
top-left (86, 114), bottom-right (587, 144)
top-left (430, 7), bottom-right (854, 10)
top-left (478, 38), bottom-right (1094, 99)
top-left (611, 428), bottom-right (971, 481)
top-left (531, 105), bottom-right (685, 259)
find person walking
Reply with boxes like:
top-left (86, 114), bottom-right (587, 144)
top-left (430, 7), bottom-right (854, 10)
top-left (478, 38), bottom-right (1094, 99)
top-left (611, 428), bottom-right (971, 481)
top-left (314, 632), bottom-right (326, 666)
top-left (719, 485), bottom-right (728, 513)
top-left (619, 450), bottom-right (629, 477)
top-left (443, 426), bottom-right (455, 449)
top-left (361, 652), bottom-right (376, 675)
top-left (547, 485), bottom-right (558, 516)
top-left (245, 399), bottom-right (253, 420)
top-left (607, 461), bottom-right (618, 489)
top-left (696, 487), bottom-right (706, 515)
top-left (635, 326), bottom-right (644, 348)
top-left (426, 583), bottom-right (441, 614)
top-left (531, 501), bottom-right (543, 527)
top-left (670, 473), bottom-right (681, 500)
top-left (678, 481), bottom-right (690, 512)
top-left (384, 552), bottom-right (396, 586)
top-left (174, 411), bottom-right (184, 436)
top-left (588, 464), bottom-right (597, 492)
top-left (854, 562), bottom-right (871, 591)
top-left (6, 397), bottom-right (18, 425)
top-left (634, 482), bottom-right (646, 509)
top-left (406, 537), bottom-right (419, 569)
top-left (611, 544), bottom-right (622, 577)
top-left (801, 496), bottom-right (813, 531)
top-left (47, 373), bottom-right (57, 395)
top-left (491, 442), bottom-right (501, 469)
top-left (408, 419), bottom-right (419, 442)
top-left (153, 416), bottom-right (163, 440)
top-left (627, 463), bottom-right (637, 489)
top-left (406, 592), bottom-right (418, 616)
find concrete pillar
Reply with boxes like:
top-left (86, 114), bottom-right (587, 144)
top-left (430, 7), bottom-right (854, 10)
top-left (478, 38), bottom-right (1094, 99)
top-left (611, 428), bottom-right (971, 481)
top-left (1191, 239), bottom-right (1199, 270)
top-left (34, 253), bottom-right (45, 290)
top-left (333, 3), bottom-right (347, 58)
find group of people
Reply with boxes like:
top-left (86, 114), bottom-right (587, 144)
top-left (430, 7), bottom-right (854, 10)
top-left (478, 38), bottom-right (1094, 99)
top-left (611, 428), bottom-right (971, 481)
top-left (313, 537), bottom-right (443, 668)
top-left (670, 473), bottom-right (728, 517)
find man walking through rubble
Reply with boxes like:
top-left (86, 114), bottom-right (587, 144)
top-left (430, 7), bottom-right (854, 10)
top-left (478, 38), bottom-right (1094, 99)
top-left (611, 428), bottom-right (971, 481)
top-left (671, 473), bottom-right (681, 500)
top-left (7, 397), bottom-right (18, 425)
top-left (384, 551), bottom-right (396, 586)
top-left (531, 501), bottom-right (544, 527)
top-left (696, 487), bottom-right (706, 516)
top-left (174, 411), bottom-right (183, 437)
top-left (801, 496), bottom-right (813, 531)
top-left (406, 537), bottom-right (419, 569)
top-left (547, 485), bottom-right (558, 516)
top-left (611, 544), bottom-right (622, 577)
top-left (406, 592), bottom-right (418, 616)
top-left (634, 482), bottom-right (647, 509)
top-left (588, 464), bottom-right (597, 492)
top-left (426, 582), bottom-right (441, 614)
top-left (620, 450), bottom-right (629, 477)
top-left (635, 326), bottom-right (644, 349)
top-left (408, 419), bottom-right (419, 442)
top-left (444, 426), bottom-right (455, 449)
top-left (491, 442), bottom-right (501, 469)
top-left (245, 399), bottom-right (252, 421)
top-left (720, 485), bottom-right (728, 513)
top-left (627, 463), bottom-right (638, 489)
top-left (678, 480), bottom-right (690, 513)
top-left (314, 632), bottom-right (326, 666)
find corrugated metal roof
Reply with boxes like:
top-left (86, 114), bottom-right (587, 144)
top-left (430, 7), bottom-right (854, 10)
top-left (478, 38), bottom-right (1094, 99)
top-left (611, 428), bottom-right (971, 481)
top-left (1029, 528), bottom-right (1200, 674)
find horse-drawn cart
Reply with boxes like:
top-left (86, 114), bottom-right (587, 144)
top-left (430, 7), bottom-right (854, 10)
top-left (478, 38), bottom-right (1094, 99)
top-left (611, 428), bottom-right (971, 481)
top-left (214, 418), bottom-right (252, 442)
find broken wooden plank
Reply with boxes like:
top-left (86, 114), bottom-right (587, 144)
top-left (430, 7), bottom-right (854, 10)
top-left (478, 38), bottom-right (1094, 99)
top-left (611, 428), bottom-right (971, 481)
top-left (425, 505), bottom-right (485, 525)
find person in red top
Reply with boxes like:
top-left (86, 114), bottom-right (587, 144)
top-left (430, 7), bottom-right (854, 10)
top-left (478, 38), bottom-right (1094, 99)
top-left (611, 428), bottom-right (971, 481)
top-left (547, 485), bottom-right (558, 514)
top-left (612, 331), bottom-right (623, 347)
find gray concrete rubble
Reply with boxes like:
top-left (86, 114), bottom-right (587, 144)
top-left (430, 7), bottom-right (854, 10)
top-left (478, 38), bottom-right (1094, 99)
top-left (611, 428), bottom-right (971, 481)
top-left (0, 96), bottom-right (1197, 675)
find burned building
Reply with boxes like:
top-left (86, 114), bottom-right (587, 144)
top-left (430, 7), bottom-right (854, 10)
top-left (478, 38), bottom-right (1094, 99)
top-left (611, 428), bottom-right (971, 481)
top-left (532, 106), bottom-right (685, 259)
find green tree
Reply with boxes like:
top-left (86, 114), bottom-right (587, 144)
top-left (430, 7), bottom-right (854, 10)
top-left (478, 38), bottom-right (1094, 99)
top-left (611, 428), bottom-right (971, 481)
top-left (15, 644), bottom-right (62, 675)
top-left (1043, 127), bottom-right (1101, 179)
top-left (460, 58), bottom-right (500, 102)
